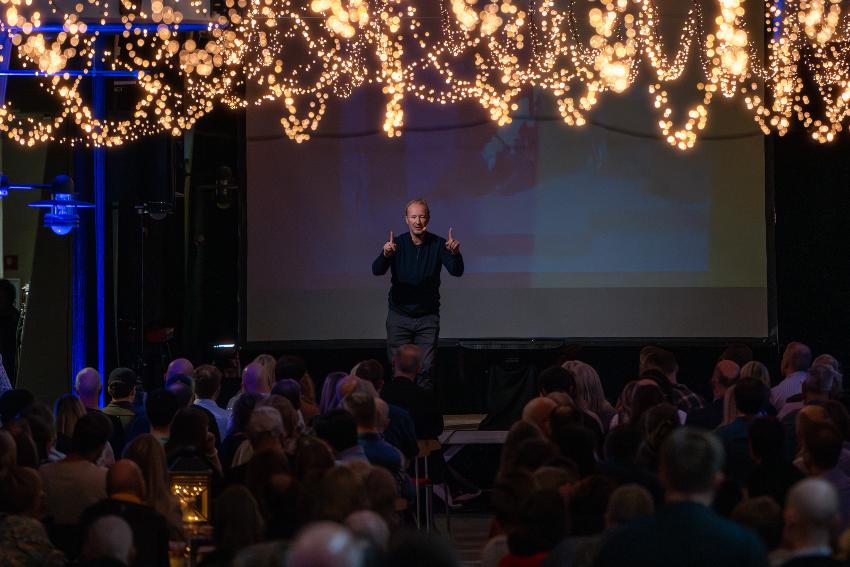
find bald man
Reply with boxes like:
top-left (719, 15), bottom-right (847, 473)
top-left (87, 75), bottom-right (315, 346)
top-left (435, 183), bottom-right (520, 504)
top-left (242, 362), bottom-right (271, 396)
top-left (772, 342), bottom-right (813, 412)
top-left (80, 459), bottom-right (169, 567)
top-left (783, 479), bottom-right (842, 565)
top-left (686, 360), bottom-right (740, 430)
top-left (381, 344), bottom-right (443, 439)
top-left (522, 397), bottom-right (558, 437)
top-left (75, 367), bottom-right (102, 409)
top-left (165, 357), bottom-right (194, 380)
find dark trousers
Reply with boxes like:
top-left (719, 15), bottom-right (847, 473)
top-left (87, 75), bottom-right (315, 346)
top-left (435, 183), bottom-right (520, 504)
top-left (386, 310), bottom-right (439, 382)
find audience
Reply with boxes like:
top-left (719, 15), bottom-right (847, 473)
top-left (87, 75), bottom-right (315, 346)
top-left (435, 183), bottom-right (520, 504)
top-left (595, 428), bottom-right (768, 567)
top-left (11, 341), bottom-right (850, 567)
top-left (79, 459), bottom-right (169, 567)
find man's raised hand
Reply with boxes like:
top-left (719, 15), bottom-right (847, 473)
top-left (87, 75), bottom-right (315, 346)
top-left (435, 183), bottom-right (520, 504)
top-left (383, 231), bottom-right (398, 257)
top-left (445, 227), bottom-right (460, 255)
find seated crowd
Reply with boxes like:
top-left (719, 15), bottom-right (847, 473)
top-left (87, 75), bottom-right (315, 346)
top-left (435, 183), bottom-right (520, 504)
top-left (0, 341), bottom-right (849, 566)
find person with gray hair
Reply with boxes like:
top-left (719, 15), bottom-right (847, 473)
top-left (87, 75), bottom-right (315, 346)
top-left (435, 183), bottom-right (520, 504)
top-left (287, 522), bottom-right (365, 567)
top-left (779, 364), bottom-right (842, 421)
top-left (81, 515), bottom-right (134, 565)
top-left (772, 342), bottom-right (813, 412)
top-left (381, 344), bottom-right (443, 439)
top-left (596, 428), bottom-right (768, 567)
top-left (75, 367), bottom-right (102, 410)
top-left (782, 478), bottom-right (843, 567)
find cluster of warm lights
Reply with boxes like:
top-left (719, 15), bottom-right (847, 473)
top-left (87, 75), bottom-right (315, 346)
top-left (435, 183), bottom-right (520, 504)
top-left (0, 0), bottom-right (848, 149)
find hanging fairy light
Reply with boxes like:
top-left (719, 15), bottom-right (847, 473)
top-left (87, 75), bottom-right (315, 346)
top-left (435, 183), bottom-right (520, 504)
top-left (0, 0), bottom-right (847, 149)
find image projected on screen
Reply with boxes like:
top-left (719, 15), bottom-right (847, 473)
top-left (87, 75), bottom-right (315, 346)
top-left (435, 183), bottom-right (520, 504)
top-left (246, 88), bottom-right (767, 341)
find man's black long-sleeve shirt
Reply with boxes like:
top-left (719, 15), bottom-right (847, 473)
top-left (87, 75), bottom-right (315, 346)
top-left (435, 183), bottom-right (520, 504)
top-left (372, 231), bottom-right (464, 317)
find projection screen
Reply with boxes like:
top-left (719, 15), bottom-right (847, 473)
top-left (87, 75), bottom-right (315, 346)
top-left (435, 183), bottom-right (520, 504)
top-left (245, 5), bottom-right (769, 342)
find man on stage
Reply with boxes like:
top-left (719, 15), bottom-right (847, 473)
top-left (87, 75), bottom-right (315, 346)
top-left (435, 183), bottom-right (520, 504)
top-left (372, 198), bottom-right (464, 387)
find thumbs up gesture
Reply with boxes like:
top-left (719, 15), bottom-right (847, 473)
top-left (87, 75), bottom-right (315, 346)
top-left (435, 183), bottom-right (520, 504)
top-left (445, 227), bottom-right (460, 255)
top-left (383, 231), bottom-right (398, 258)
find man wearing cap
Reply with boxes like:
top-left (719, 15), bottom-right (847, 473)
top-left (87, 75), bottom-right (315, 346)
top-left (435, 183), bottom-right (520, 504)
top-left (102, 368), bottom-right (139, 431)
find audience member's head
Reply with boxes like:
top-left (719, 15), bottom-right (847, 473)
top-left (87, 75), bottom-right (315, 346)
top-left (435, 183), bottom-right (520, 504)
top-left (522, 397), bottom-right (558, 437)
top-left (642, 347), bottom-right (679, 383)
top-left (605, 484), bottom-right (654, 528)
top-left (313, 465), bottom-right (367, 522)
top-left (247, 355), bottom-right (275, 393)
top-left (796, 405), bottom-right (831, 457)
top-left (74, 367), bottom-right (102, 408)
top-left (247, 406), bottom-right (286, 451)
top-left (194, 364), bottom-right (223, 401)
top-left (107, 459), bottom-right (147, 500)
top-left (343, 392), bottom-right (377, 431)
top-left (538, 365), bottom-right (576, 397)
top-left (165, 407), bottom-right (209, 454)
top-left (242, 362), bottom-right (271, 396)
top-left (319, 371), bottom-right (350, 415)
top-left (72, 412), bottom-right (113, 461)
top-left (271, 379), bottom-right (302, 410)
top-left (259, 396), bottom-right (299, 447)
top-left (19, 404), bottom-right (56, 463)
top-left (749, 417), bottom-right (785, 465)
top-left (166, 358), bottom-right (194, 380)
top-left (288, 522), bottom-right (364, 567)
top-left (740, 361), bottom-right (771, 389)
top-left (166, 374), bottom-right (195, 408)
top-left (659, 427), bottom-right (724, 500)
top-left (0, 389), bottom-right (34, 426)
top-left (802, 363), bottom-right (842, 401)
top-left (568, 475), bottom-right (616, 535)
top-left (107, 368), bottom-right (139, 402)
top-left (551, 424), bottom-right (597, 477)
top-left (630, 381), bottom-right (665, 424)
top-left (781, 342), bottom-right (813, 377)
top-left (731, 496), bottom-right (783, 551)
top-left (122, 434), bottom-right (174, 517)
top-left (801, 421), bottom-right (843, 475)
top-left (638, 402), bottom-right (680, 455)
top-left (709, 360), bottom-right (740, 400)
top-left (293, 435), bottom-right (335, 482)
top-left (353, 359), bottom-right (386, 392)
top-left (54, 393), bottom-right (86, 441)
top-left (275, 355), bottom-right (308, 382)
top-left (345, 509), bottom-right (390, 551)
top-left (733, 378), bottom-right (769, 416)
top-left (561, 360), bottom-right (608, 415)
top-left (83, 515), bottom-right (134, 565)
top-left (784, 478), bottom-right (840, 552)
top-left (499, 420), bottom-right (544, 476)
top-left (313, 409), bottom-right (359, 454)
top-left (213, 485), bottom-right (266, 556)
top-left (230, 393), bottom-right (262, 436)
top-left (511, 437), bottom-right (559, 474)
top-left (604, 424), bottom-right (642, 463)
top-left (0, 466), bottom-right (45, 518)
top-left (719, 344), bottom-right (754, 368)
top-left (145, 388), bottom-right (180, 433)
top-left (393, 344), bottom-right (422, 379)
top-left (822, 400), bottom-right (850, 443)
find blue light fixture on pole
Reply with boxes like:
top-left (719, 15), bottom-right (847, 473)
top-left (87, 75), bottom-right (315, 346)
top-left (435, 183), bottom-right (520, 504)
top-left (26, 175), bottom-right (95, 236)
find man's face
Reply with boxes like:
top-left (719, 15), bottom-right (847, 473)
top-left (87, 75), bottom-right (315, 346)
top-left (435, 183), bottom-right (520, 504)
top-left (405, 204), bottom-right (429, 236)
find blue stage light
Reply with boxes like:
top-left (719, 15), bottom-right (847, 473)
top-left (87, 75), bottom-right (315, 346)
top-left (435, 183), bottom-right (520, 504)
top-left (27, 176), bottom-right (95, 236)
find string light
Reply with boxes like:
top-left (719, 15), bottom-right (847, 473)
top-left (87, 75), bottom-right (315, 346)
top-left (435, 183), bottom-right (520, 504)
top-left (0, 0), bottom-right (848, 149)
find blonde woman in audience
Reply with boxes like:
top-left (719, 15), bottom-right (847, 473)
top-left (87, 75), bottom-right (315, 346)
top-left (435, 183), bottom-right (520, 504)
top-left (122, 433), bottom-right (183, 539)
top-left (562, 361), bottom-right (616, 430)
top-left (740, 361), bottom-right (771, 389)
top-left (53, 394), bottom-right (86, 455)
